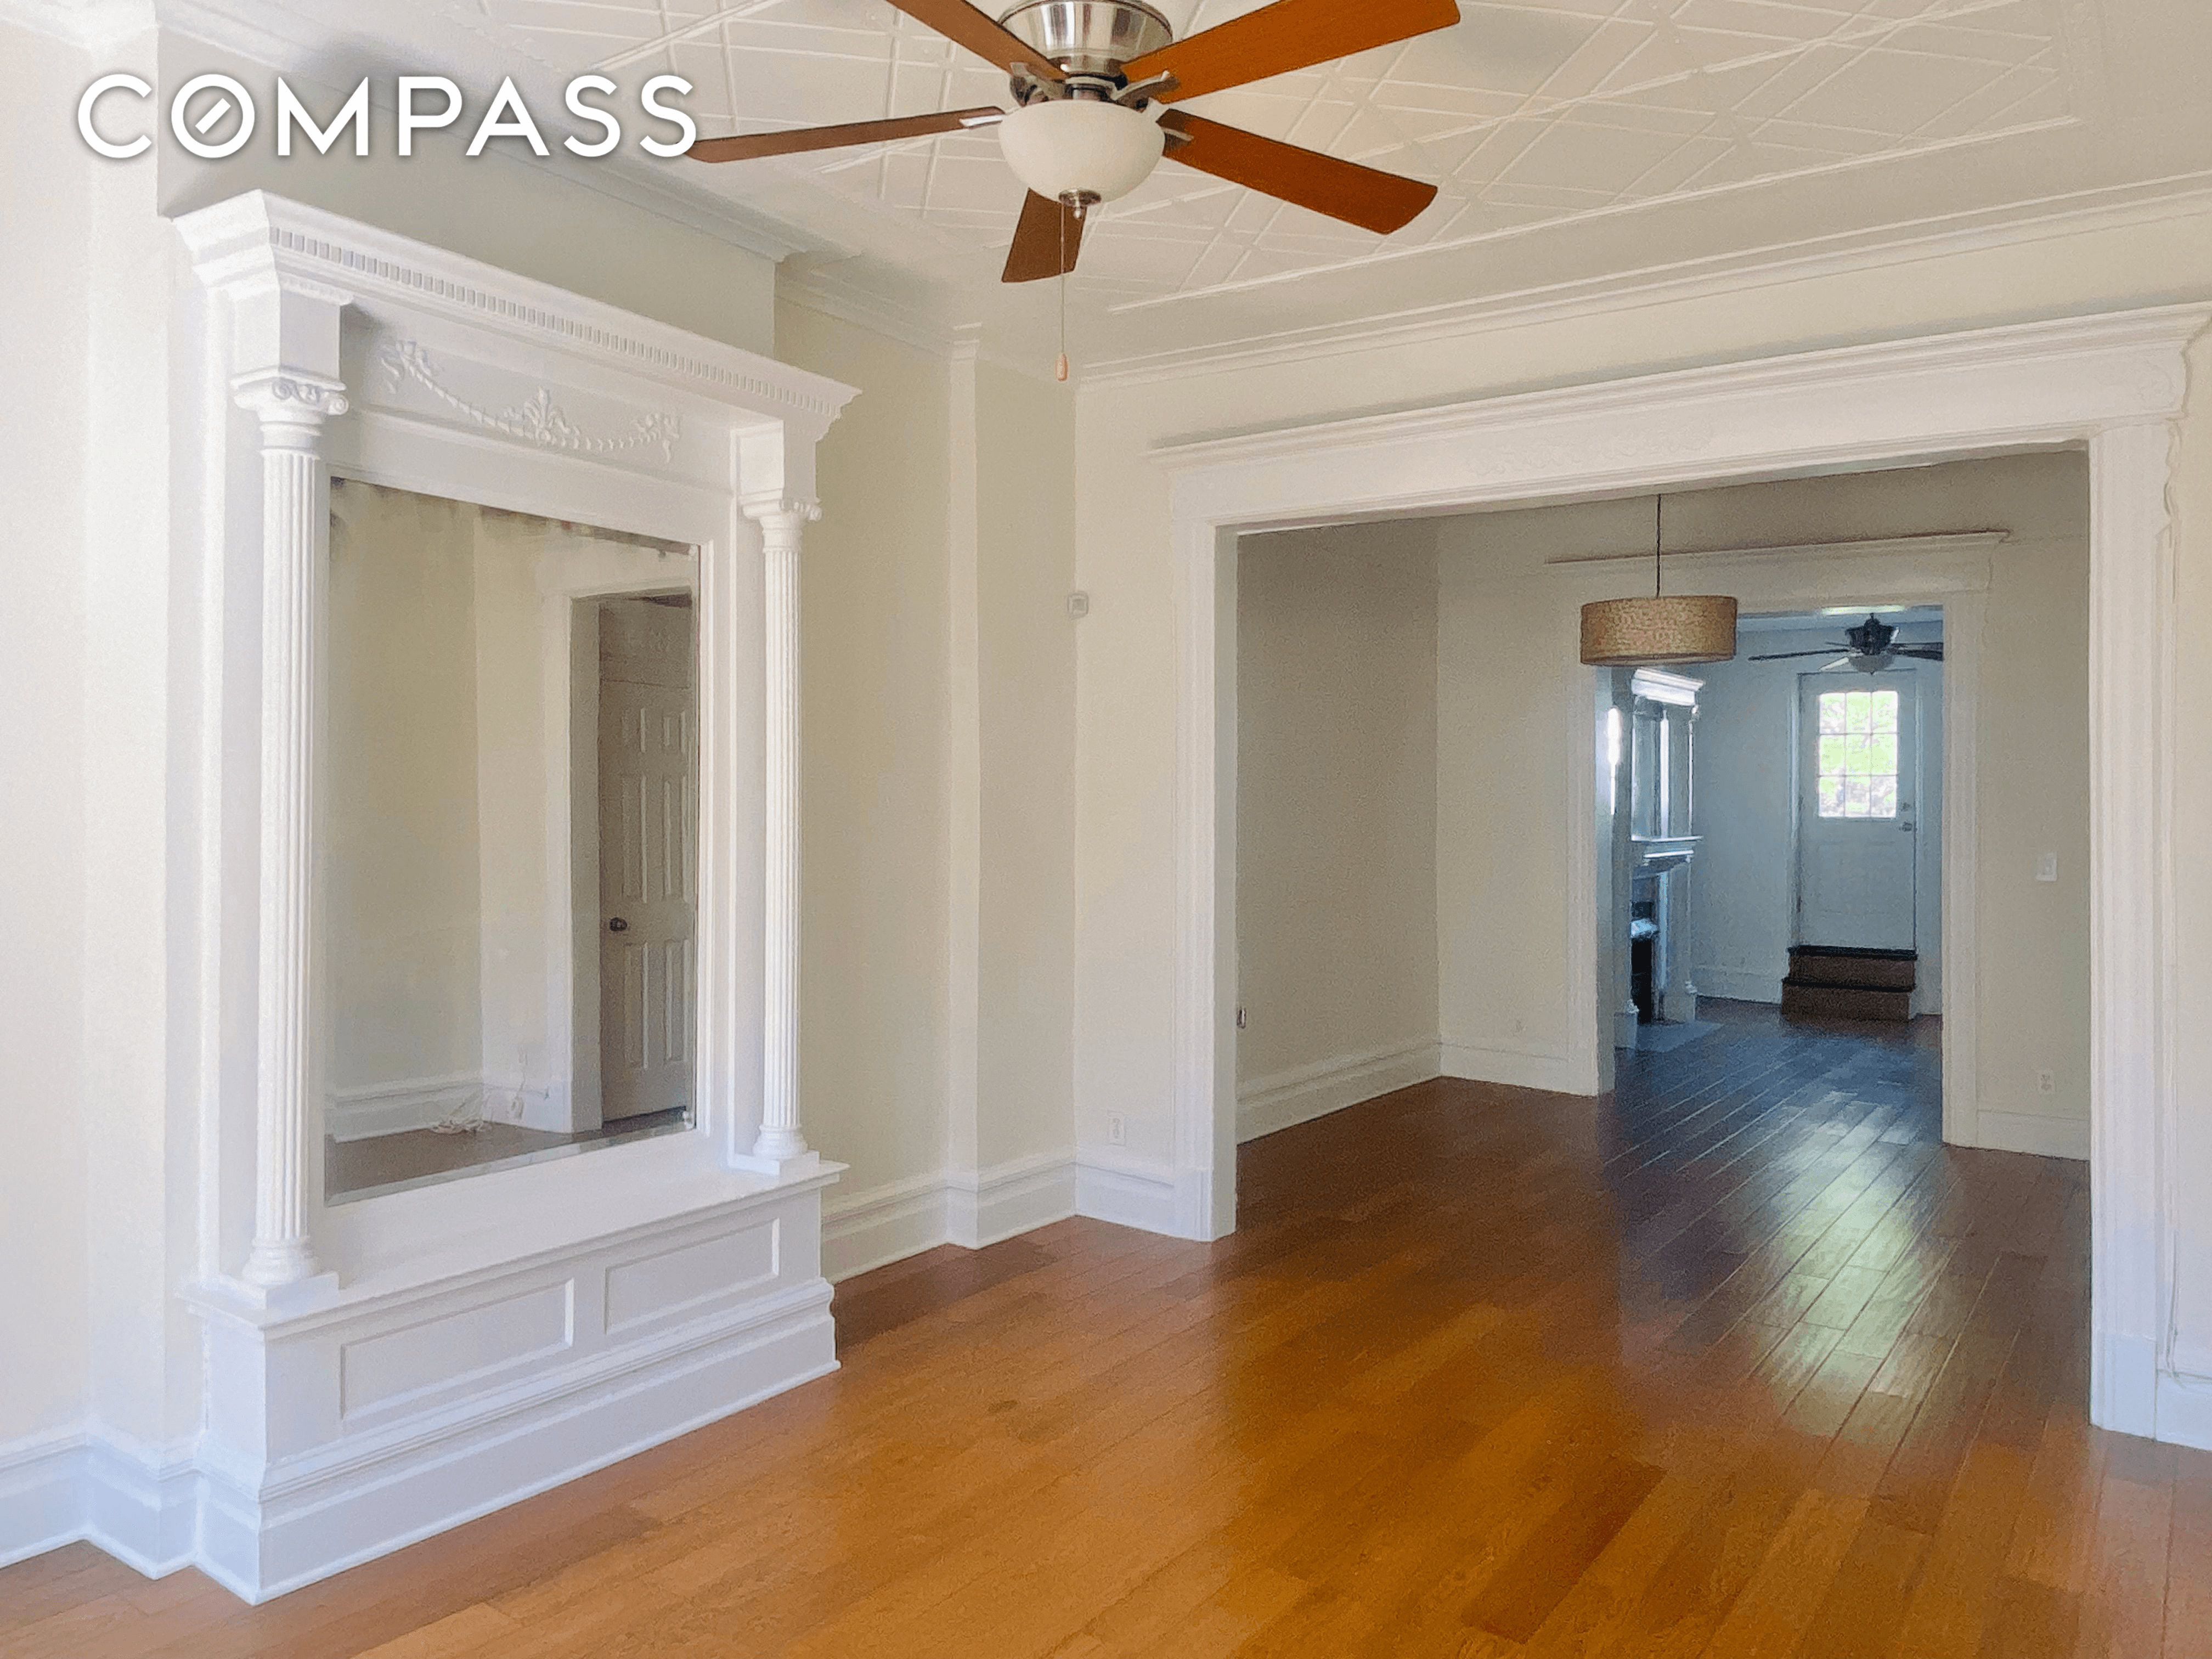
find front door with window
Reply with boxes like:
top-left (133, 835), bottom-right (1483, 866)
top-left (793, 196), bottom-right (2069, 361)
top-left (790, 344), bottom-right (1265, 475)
top-left (1798, 673), bottom-right (1918, 950)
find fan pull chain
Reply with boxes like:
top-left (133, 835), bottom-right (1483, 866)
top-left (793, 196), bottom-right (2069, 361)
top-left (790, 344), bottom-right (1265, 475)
top-left (1056, 199), bottom-right (1071, 383)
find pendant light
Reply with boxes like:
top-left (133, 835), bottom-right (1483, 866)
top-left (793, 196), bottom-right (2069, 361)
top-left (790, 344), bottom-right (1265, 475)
top-left (1579, 495), bottom-right (1739, 667)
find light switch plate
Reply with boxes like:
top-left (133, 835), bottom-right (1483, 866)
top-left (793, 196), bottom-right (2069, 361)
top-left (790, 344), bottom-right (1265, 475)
top-left (2037, 853), bottom-right (2058, 883)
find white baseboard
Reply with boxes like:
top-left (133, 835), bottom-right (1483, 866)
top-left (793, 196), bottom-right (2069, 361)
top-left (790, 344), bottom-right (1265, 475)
top-left (822, 1172), bottom-right (949, 1282)
top-left (328, 1072), bottom-right (483, 1142)
top-left (2157, 1369), bottom-right (2212, 1453)
top-left (1692, 967), bottom-right (1782, 1004)
top-left (1074, 1150), bottom-right (1183, 1236)
top-left (947, 1151), bottom-right (1076, 1250)
top-left (0, 1429), bottom-right (88, 1572)
top-left (1976, 1108), bottom-right (2090, 1160)
top-left (1439, 1040), bottom-right (1585, 1096)
top-left (1235, 1039), bottom-right (1440, 1143)
top-left (821, 1152), bottom-right (1077, 1281)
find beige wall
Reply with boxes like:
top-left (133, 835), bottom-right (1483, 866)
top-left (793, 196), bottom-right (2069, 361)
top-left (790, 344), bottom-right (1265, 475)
top-left (1235, 522), bottom-right (1440, 1092)
top-left (326, 483), bottom-right (486, 1091)
top-left (1432, 455), bottom-right (2090, 1141)
top-left (774, 301), bottom-right (956, 1198)
top-left (973, 359), bottom-right (1080, 1172)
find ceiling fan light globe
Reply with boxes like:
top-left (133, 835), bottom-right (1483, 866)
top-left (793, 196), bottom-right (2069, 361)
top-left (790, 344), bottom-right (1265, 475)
top-left (998, 99), bottom-right (1165, 204)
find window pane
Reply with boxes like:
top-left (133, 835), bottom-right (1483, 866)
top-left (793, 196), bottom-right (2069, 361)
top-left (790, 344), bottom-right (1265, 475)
top-left (1870, 777), bottom-right (1898, 817)
top-left (1819, 736), bottom-right (1849, 774)
top-left (1846, 691), bottom-right (1872, 731)
top-left (1873, 691), bottom-right (1899, 733)
top-left (1819, 693), bottom-right (1848, 735)
top-left (1844, 776), bottom-right (1871, 816)
top-left (1843, 733), bottom-right (1870, 772)
top-left (1819, 777), bottom-right (1844, 816)
top-left (1869, 733), bottom-right (1898, 775)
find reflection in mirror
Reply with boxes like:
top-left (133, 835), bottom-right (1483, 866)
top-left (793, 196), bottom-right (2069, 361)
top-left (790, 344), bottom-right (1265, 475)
top-left (323, 481), bottom-right (699, 1201)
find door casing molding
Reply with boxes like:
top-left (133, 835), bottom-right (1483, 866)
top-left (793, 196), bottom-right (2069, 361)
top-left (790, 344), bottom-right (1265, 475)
top-left (1153, 303), bottom-right (2209, 1444)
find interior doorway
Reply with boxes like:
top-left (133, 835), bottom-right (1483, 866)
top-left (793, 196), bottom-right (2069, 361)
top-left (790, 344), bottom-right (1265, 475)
top-left (584, 594), bottom-right (699, 1126)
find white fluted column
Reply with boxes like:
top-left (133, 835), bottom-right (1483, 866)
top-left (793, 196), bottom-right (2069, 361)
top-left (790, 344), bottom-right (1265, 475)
top-left (236, 370), bottom-right (347, 1293)
top-left (747, 502), bottom-right (821, 1169)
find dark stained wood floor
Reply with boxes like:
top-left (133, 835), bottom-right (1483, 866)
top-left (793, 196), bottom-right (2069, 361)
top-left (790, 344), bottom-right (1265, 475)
top-left (7, 1000), bottom-right (2207, 1656)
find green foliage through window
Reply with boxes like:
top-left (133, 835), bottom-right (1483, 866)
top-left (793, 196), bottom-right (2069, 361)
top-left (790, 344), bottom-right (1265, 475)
top-left (1816, 689), bottom-right (1899, 819)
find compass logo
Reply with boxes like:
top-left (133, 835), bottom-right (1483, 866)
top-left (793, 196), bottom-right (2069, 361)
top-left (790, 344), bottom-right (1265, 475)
top-left (77, 73), bottom-right (697, 161)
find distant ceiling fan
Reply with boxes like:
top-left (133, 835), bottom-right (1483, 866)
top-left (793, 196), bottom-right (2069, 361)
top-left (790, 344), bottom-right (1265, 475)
top-left (1749, 614), bottom-right (1945, 675)
top-left (685, 0), bottom-right (1459, 283)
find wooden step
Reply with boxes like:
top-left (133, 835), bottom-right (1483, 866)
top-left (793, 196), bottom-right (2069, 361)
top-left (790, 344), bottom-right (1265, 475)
top-left (1786, 946), bottom-right (1916, 991)
top-left (1780, 980), bottom-right (1913, 1023)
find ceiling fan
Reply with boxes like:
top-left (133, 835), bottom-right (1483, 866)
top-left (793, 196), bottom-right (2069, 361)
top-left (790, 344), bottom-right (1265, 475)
top-left (685, 0), bottom-right (1460, 283)
top-left (1749, 614), bottom-right (1945, 674)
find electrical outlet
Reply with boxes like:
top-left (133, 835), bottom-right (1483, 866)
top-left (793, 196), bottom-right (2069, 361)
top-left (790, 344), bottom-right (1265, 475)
top-left (2037, 1070), bottom-right (2056, 1096)
top-left (1108, 1113), bottom-right (1126, 1146)
top-left (2036, 853), bottom-right (2058, 883)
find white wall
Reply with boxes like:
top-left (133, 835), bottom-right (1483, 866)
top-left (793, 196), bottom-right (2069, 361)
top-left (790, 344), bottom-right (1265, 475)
top-left (0, 16), bottom-right (94, 1457)
top-left (1689, 617), bottom-right (1946, 1010)
top-left (1235, 521), bottom-right (1440, 1135)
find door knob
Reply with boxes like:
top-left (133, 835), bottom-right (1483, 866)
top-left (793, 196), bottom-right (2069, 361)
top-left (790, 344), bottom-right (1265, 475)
top-left (608, 917), bottom-right (629, 933)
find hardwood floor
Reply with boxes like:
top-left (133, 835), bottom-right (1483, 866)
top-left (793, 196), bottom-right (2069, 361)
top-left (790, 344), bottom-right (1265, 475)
top-left (8, 1000), bottom-right (2207, 1656)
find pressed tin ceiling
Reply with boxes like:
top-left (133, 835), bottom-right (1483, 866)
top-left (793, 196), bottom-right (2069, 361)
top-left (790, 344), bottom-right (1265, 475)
top-left (492, 0), bottom-right (2082, 301)
top-left (128, 0), bottom-right (2212, 362)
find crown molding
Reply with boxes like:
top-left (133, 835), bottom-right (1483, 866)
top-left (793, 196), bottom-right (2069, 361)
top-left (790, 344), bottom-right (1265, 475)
top-left (1088, 176), bottom-right (2212, 388)
top-left (176, 191), bottom-right (856, 431)
top-left (1155, 302), bottom-right (2212, 481)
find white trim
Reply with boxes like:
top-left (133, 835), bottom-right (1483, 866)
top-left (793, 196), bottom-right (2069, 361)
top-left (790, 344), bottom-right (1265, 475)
top-left (1155, 303), bottom-right (2208, 1448)
top-left (822, 1174), bottom-right (952, 1283)
top-left (1087, 179), bottom-right (2212, 385)
top-left (2153, 1370), bottom-right (2212, 1454)
top-left (1074, 1151), bottom-right (1185, 1237)
top-left (1692, 967), bottom-right (1782, 1005)
top-left (1438, 1041), bottom-right (1582, 1097)
top-left (0, 1430), bottom-right (89, 1573)
top-left (1237, 1039), bottom-right (1441, 1143)
top-left (820, 1152), bottom-right (1080, 1281)
top-left (1977, 1109), bottom-right (2091, 1161)
top-left (946, 1152), bottom-right (1077, 1250)
top-left (327, 1073), bottom-right (483, 1142)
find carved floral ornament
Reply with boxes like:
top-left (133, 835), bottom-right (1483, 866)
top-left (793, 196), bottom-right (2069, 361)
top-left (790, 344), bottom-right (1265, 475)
top-left (373, 340), bottom-right (681, 462)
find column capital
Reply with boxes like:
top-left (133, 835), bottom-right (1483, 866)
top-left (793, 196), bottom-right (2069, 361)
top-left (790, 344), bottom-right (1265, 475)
top-left (741, 495), bottom-right (822, 535)
top-left (234, 370), bottom-right (349, 449)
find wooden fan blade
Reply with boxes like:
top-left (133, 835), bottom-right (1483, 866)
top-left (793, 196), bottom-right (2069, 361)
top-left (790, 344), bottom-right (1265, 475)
top-left (1159, 112), bottom-right (1436, 234)
top-left (689, 107), bottom-right (1004, 162)
top-left (883, 0), bottom-right (1063, 79)
top-left (1002, 191), bottom-right (1085, 283)
top-left (1126, 0), bottom-right (1459, 103)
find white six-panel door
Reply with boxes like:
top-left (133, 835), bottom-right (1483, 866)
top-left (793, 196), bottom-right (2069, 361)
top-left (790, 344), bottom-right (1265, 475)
top-left (597, 597), bottom-right (698, 1121)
